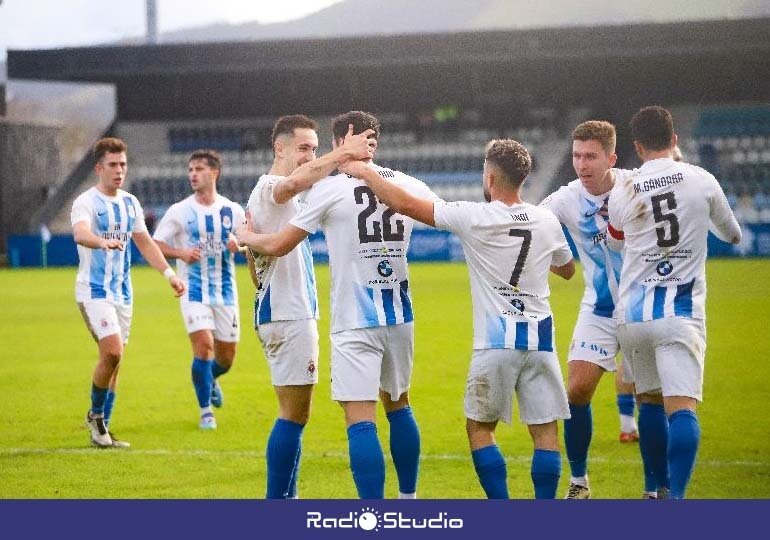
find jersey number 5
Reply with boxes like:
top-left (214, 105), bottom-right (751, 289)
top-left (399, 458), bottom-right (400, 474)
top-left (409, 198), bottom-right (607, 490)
top-left (651, 191), bottom-right (680, 248)
top-left (508, 229), bottom-right (531, 287)
top-left (354, 186), bottom-right (404, 243)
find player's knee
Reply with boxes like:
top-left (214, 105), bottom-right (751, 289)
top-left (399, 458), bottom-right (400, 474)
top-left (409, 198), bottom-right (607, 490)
top-left (567, 381), bottom-right (595, 405)
top-left (216, 355), bottom-right (235, 369)
top-left (636, 392), bottom-right (663, 405)
top-left (102, 349), bottom-right (122, 369)
top-left (282, 410), bottom-right (310, 425)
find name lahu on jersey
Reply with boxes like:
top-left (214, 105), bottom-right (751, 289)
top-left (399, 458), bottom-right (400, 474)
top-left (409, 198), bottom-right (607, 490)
top-left (346, 169), bottom-right (395, 179)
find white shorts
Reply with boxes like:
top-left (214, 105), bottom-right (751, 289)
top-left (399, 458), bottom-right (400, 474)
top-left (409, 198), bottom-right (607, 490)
top-left (617, 317), bottom-right (706, 401)
top-left (465, 349), bottom-right (570, 425)
top-left (180, 299), bottom-right (240, 342)
top-left (77, 300), bottom-right (132, 343)
top-left (568, 310), bottom-right (621, 371)
top-left (330, 323), bottom-right (414, 402)
top-left (257, 319), bottom-right (319, 386)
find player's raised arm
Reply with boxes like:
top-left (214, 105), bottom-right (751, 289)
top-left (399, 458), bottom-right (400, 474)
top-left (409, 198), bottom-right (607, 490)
top-left (272, 125), bottom-right (375, 204)
top-left (132, 231), bottom-right (185, 296)
top-left (235, 210), bottom-right (309, 257)
top-left (340, 160), bottom-right (436, 227)
top-left (72, 220), bottom-right (124, 250)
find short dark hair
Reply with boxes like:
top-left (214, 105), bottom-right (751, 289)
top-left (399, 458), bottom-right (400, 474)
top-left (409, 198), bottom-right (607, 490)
top-left (93, 137), bottom-right (127, 163)
top-left (485, 139), bottom-right (532, 187)
top-left (572, 120), bottom-right (616, 154)
top-left (331, 111), bottom-right (380, 142)
top-left (630, 106), bottom-right (675, 151)
top-left (189, 149), bottom-right (222, 171)
top-left (271, 114), bottom-right (318, 148)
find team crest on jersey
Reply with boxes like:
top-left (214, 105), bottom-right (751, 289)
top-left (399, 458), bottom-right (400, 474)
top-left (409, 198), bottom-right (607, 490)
top-left (100, 319), bottom-right (108, 328)
top-left (307, 359), bottom-right (316, 376)
top-left (656, 260), bottom-right (674, 276)
top-left (222, 215), bottom-right (232, 229)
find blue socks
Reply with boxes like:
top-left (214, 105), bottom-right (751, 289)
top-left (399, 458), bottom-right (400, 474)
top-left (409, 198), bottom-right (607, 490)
top-left (90, 383), bottom-right (108, 416)
top-left (638, 403), bottom-right (670, 493)
top-left (211, 360), bottom-right (229, 379)
top-left (564, 403), bottom-right (592, 478)
top-left (266, 419), bottom-right (305, 499)
top-left (471, 445), bottom-right (509, 499)
top-left (287, 441), bottom-right (302, 498)
top-left (617, 393), bottom-right (635, 417)
top-left (191, 357), bottom-right (213, 408)
top-left (103, 390), bottom-right (116, 427)
top-left (386, 407), bottom-right (421, 495)
top-left (531, 449), bottom-right (561, 499)
top-left (347, 421), bottom-right (385, 499)
top-left (668, 409), bottom-right (700, 499)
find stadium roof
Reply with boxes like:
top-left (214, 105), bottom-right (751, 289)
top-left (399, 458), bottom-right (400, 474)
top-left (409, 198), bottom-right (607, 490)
top-left (7, 18), bottom-right (770, 120)
top-left (10, 18), bottom-right (770, 80)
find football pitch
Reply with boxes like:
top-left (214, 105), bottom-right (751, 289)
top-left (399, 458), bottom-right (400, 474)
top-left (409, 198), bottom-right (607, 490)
top-left (1, 259), bottom-right (769, 499)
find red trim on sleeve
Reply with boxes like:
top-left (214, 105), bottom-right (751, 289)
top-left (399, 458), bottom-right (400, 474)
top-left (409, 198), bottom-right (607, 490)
top-left (607, 223), bottom-right (624, 240)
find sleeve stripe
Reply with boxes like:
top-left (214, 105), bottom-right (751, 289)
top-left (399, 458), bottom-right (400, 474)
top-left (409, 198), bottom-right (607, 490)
top-left (608, 223), bottom-right (624, 240)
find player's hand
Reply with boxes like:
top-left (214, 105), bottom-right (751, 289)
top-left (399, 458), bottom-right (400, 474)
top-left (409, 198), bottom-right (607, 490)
top-left (227, 233), bottom-right (246, 253)
top-left (180, 247), bottom-right (201, 264)
top-left (340, 159), bottom-right (370, 179)
top-left (234, 211), bottom-right (254, 245)
top-left (169, 276), bottom-right (185, 297)
top-left (341, 124), bottom-right (376, 161)
top-left (101, 238), bottom-right (124, 251)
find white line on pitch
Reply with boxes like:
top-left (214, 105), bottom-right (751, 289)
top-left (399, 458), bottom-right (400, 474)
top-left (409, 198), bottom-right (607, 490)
top-left (1, 448), bottom-right (766, 468)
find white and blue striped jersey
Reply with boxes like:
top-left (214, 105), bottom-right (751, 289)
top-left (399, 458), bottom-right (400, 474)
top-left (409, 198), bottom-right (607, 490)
top-left (246, 174), bottom-right (319, 325)
top-left (290, 164), bottom-right (438, 334)
top-left (434, 200), bottom-right (573, 351)
top-left (608, 158), bottom-right (741, 324)
top-left (71, 186), bottom-right (147, 306)
top-left (153, 194), bottom-right (244, 306)
top-left (539, 169), bottom-right (634, 319)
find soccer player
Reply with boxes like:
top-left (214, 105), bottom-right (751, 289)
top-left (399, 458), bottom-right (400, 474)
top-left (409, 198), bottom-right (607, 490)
top-left (244, 114), bottom-right (374, 498)
top-left (539, 121), bottom-right (640, 499)
top-left (236, 111), bottom-right (436, 499)
top-left (72, 137), bottom-right (185, 448)
top-left (153, 149), bottom-right (245, 430)
top-left (340, 139), bottom-right (575, 499)
top-left (607, 106), bottom-right (741, 499)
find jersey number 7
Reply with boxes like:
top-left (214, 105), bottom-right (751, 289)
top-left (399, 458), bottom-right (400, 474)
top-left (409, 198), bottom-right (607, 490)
top-left (508, 229), bottom-right (531, 287)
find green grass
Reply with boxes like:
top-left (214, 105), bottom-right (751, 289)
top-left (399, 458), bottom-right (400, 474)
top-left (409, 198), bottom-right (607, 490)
top-left (1, 259), bottom-right (769, 498)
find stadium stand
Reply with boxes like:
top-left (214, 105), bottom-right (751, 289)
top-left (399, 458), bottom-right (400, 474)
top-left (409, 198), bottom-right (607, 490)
top-left (682, 105), bottom-right (770, 222)
top-left (126, 114), bottom-right (566, 219)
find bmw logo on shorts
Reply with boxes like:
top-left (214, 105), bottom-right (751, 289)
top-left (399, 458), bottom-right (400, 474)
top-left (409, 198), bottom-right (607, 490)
top-left (656, 260), bottom-right (674, 276)
top-left (377, 260), bottom-right (393, 277)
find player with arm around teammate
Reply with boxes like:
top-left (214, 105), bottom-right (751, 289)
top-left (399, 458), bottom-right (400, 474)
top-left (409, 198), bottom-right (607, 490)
top-left (244, 114), bottom-right (373, 498)
top-left (607, 106), bottom-right (741, 499)
top-left (153, 149), bottom-right (244, 430)
top-left (72, 137), bottom-right (185, 448)
top-left (236, 111), bottom-right (437, 499)
top-left (341, 139), bottom-right (575, 499)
